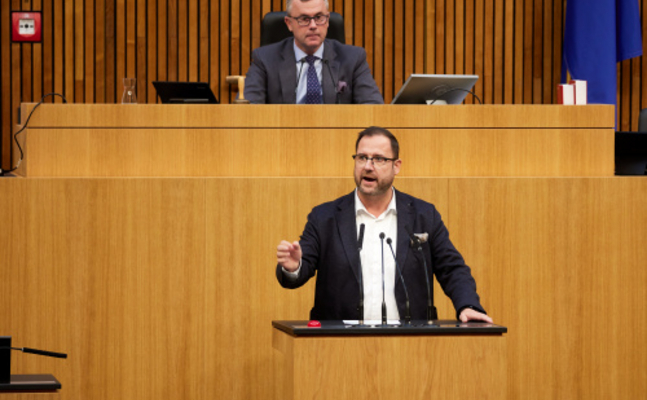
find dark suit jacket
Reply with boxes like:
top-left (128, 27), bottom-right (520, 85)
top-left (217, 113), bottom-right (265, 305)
top-left (276, 189), bottom-right (486, 320)
top-left (245, 38), bottom-right (384, 104)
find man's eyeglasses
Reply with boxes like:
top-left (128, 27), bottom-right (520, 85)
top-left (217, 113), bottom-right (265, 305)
top-left (288, 14), bottom-right (330, 26)
top-left (352, 154), bottom-right (397, 167)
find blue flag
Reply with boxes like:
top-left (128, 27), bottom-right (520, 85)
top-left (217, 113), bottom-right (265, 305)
top-left (562, 0), bottom-right (643, 104)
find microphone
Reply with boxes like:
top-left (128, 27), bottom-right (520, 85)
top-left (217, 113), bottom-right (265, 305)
top-left (379, 232), bottom-right (387, 325)
top-left (357, 223), bottom-right (366, 325)
top-left (295, 57), bottom-right (307, 102)
top-left (322, 59), bottom-right (340, 104)
top-left (405, 226), bottom-right (437, 323)
top-left (386, 238), bottom-right (411, 324)
top-left (10, 347), bottom-right (68, 359)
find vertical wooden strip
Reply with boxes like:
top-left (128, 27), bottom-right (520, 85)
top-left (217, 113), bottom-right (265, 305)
top-left (394, 0), bottom-right (404, 89)
top-left (374, 0), bottom-right (385, 94)
top-left (415, 0), bottom-right (425, 73)
top-left (252, 0), bottom-right (261, 50)
top-left (425, 0), bottom-right (435, 74)
top-left (631, 57), bottom-right (641, 131)
top-left (435, 0), bottom-right (445, 74)
top-left (22, 0), bottom-right (33, 104)
top-left (532, 0), bottom-right (542, 104)
top-left (541, 0), bottom-right (552, 104)
top-left (74, 0), bottom-right (84, 102)
top-left (620, 60), bottom-right (631, 130)
top-left (147, 0), bottom-right (158, 102)
top-left (523, 0), bottom-right (533, 104)
top-left (404, 0), bottom-right (414, 79)
top-left (230, 0), bottom-right (240, 80)
top-left (483, 0), bottom-right (493, 104)
top-left (473, 0), bottom-right (483, 102)
top-left (116, 0), bottom-right (125, 99)
top-left (137, 0), bottom-right (146, 101)
top-left (219, 0), bottom-right (230, 102)
top-left (364, 0), bottom-right (375, 73)
top-left (493, 0), bottom-right (504, 104)
top-left (168, 0), bottom-right (178, 81)
top-left (552, 0), bottom-right (564, 104)
top-left (345, 0), bottom-right (354, 44)
top-left (455, 0), bottom-right (464, 75)
top-left (355, 0), bottom-right (363, 47)
top-left (33, 0), bottom-right (43, 101)
top-left (105, 0), bottom-right (116, 103)
top-left (126, 0), bottom-right (136, 80)
top-left (177, 0), bottom-right (187, 81)
top-left (383, 0), bottom-right (393, 100)
top-left (11, 0), bottom-right (21, 165)
top-left (209, 0), bottom-right (219, 100)
top-left (65, 0), bottom-right (74, 102)
top-left (189, 0), bottom-right (199, 82)
top-left (464, 0), bottom-right (474, 103)
top-left (85, 0), bottom-right (95, 103)
top-left (42, 0), bottom-right (53, 101)
top-left (199, 0), bottom-right (210, 83)
top-left (514, 0), bottom-right (524, 104)
top-left (240, 0), bottom-right (251, 78)
top-left (503, 0), bottom-right (514, 103)
top-left (55, 0), bottom-right (65, 103)
top-left (1, 1), bottom-right (11, 168)
top-left (96, 0), bottom-right (106, 103)
top-left (445, 0), bottom-right (454, 74)
top-left (157, 0), bottom-right (168, 84)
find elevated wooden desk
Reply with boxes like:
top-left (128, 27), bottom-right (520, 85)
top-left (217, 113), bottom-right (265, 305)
top-left (16, 104), bottom-right (614, 177)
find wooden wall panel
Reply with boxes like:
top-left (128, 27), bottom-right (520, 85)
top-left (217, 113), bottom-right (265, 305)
top-left (2, 0), bottom-right (647, 169)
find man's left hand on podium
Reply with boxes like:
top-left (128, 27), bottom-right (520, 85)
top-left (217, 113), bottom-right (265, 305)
top-left (459, 308), bottom-right (493, 323)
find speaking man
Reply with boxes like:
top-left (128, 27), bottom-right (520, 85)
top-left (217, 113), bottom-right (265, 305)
top-left (276, 126), bottom-right (492, 323)
top-left (245, 0), bottom-right (384, 104)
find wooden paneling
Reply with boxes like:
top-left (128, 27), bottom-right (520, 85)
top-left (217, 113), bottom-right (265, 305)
top-left (0, 177), bottom-right (646, 400)
top-left (14, 104), bottom-right (615, 177)
top-left (1, 0), bottom-right (647, 164)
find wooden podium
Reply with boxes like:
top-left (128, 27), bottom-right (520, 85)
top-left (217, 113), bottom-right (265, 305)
top-left (272, 321), bottom-right (507, 400)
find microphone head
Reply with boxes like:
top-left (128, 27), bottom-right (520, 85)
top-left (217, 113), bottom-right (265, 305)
top-left (386, 238), bottom-right (392, 245)
top-left (379, 232), bottom-right (385, 239)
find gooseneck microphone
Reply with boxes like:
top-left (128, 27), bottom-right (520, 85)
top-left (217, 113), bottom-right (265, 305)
top-left (357, 223), bottom-right (366, 325)
top-left (322, 59), bottom-right (340, 104)
top-left (7, 347), bottom-right (68, 359)
top-left (386, 238), bottom-right (411, 324)
top-left (379, 232), bottom-right (387, 325)
top-left (406, 226), bottom-right (437, 323)
top-left (295, 57), bottom-right (307, 101)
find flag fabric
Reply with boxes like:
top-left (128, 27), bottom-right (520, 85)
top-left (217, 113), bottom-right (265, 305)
top-left (562, 0), bottom-right (643, 105)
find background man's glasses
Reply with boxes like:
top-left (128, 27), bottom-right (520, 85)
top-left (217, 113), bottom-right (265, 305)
top-left (352, 154), bottom-right (397, 167)
top-left (288, 14), bottom-right (330, 26)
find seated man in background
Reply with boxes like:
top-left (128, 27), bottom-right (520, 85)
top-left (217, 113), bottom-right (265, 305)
top-left (244, 0), bottom-right (384, 104)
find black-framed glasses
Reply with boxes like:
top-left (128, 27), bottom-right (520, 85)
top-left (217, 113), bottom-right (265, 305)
top-left (352, 154), bottom-right (397, 167)
top-left (288, 14), bottom-right (330, 26)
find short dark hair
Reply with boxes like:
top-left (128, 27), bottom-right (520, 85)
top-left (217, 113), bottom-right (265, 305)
top-left (355, 126), bottom-right (399, 159)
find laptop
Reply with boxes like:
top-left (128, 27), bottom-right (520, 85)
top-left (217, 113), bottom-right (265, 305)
top-left (391, 74), bottom-right (479, 105)
top-left (152, 81), bottom-right (219, 104)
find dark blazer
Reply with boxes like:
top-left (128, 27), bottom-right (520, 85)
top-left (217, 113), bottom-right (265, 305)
top-left (245, 38), bottom-right (384, 104)
top-left (276, 189), bottom-right (485, 320)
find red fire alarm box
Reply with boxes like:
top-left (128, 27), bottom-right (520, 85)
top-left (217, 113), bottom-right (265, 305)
top-left (11, 12), bottom-right (42, 43)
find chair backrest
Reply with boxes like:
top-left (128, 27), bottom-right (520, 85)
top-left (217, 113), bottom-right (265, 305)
top-left (638, 108), bottom-right (647, 132)
top-left (260, 11), bottom-right (345, 47)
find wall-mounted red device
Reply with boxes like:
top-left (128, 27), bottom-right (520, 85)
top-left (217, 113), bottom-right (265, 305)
top-left (11, 11), bottom-right (42, 43)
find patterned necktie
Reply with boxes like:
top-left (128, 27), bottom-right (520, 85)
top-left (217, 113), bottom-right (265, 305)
top-left (304, 55), bottom-right (322, 104)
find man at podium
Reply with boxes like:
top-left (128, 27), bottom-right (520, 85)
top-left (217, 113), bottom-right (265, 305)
top-left (276, 126), bottom-right (492, 323)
